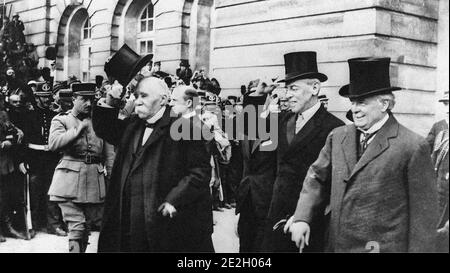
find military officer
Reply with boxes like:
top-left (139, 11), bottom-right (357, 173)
top-left (47, 83), bottom-right (113, 253)
top-left (20, 82), bottom-right (67, 236)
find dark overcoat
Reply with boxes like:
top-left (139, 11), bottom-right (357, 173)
top-left (293, 115), bottom-right (438, 252)
top-left (263, 105), bottom-right (344, 252)
top-left (93, 106), bottom-right (213, 252)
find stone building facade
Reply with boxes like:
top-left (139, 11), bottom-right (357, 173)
top-left (1, 0), bottom-right (448, 135)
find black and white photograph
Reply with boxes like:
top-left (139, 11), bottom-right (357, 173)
top-left (0, 0), bottom-right (448, 258)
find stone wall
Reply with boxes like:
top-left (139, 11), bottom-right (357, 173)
top-left (210, 0), bottom-right (442, 135)
top-left (3, 0), bottom-right (448, 136)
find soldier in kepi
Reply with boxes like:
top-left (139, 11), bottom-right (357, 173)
top-left (47, 83), bottom-right (113, 253)
top-left (20, 82), bottom-right (67, 237)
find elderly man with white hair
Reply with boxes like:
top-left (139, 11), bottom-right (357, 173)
top-left (93, 76), bottom-right (214, 252)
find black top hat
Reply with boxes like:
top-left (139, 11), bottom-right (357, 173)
top-left (71, 83), bottom-right (96, 97)
top-left (279, 51), bottom-right (327, 83)
top-left (34, 82), bottom-right (53, 97)
top-left (339, 57), bottom-right (401, 99)
top-left (104, 44), bottom-right (153, 87)
top-left (179, 59), bottom-right (190, 67)
top-left (95, 75), bottom-right (104, 88)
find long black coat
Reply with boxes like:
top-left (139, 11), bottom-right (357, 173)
top-left (93, 106), bottom-right (213, 252)
top-left (263, 105), bottom-right (344, 252)
top-left (236, 94), bottom-right (277, 220)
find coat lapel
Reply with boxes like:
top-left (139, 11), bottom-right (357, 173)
top-left (284, 106), bottom-right (326, 156)
top-left (341, 125), bottom-right (358, 178)
top-left (348, 115), bottom-right (399, 180)
top-left (251, 138), bottom-right (263, 154)
top-left (130, 108), bottom-right (172, 174)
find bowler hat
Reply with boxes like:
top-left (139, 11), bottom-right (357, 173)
top-left (339, 57), bottom-right (401, 99)
top-left (45, 47), bottom-right (57, 60)
top-left (71, 83), bottom-right (96, 97)
top-left (180, 59), bottom-right (190, 67)
top-left (438, 91), bottom-right (449, 103)
top-left (104, 44), bottom-right (153, 87)
top-left (279, 51), bottom-right (327, 83)
top-left (34, 82), bottom-right (53, 97)
top-left (318, 94), bottom-right (328, 101)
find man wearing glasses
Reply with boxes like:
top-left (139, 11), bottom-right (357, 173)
top-left (262, 52), bottom-right (344, 252)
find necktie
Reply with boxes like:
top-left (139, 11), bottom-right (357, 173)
top-left (358, 131), bottom-right (377, 158)
top-left (295, 114), bottom-right (304, 134)
top-left (145, 122), bottom-right (156, 129)
top-left (286, 114), bottom-right (296, 145)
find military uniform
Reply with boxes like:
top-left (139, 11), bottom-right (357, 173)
top-left (24, 104), bottom-right (65, 233)
top-left (48, 83), bottom-right (112, 252)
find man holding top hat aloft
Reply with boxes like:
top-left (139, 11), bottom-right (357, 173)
top-left (94, 44), bottom-right (213, 252)
top-left (47, 83), bottom-right (114, 252)
top-left (284, 57), bottom-right (438, 252)
top-left (262, 52), bottom-right (344, 252)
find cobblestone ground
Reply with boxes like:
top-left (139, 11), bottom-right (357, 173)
top-left (0, 208), bottom-right (239, 253)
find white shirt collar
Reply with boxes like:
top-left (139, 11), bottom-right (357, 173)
top-left (359, 113), bottom-right (389, 134)
top-left (298, 102), bottom-right (321, 122)
top-left (146, 106), bottom-right (166, 124)
top-left (182, 110), bottom-right (196, 119)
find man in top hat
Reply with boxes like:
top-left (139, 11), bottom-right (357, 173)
top-left (285, 57), bottom-right (438, 252)
top-left (93, 77), bottom-right (213, 252)
top-left (18, 82), bottom-right (67, 237)
top-left (426, 91), bottom-right (449, 252)
top-left (47, 83), bottom-right (114, 252)
top-left (261, 51), bottom-right (344, 252)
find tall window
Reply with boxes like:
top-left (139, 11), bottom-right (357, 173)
top-left (82, 18), bottom-right (92, 40)
top-left (137, 4), bottom-right (155, 55)
top-left (140, 4), bottom-right (154, 32)
top-left (80, 17), bottom-right (92, 81)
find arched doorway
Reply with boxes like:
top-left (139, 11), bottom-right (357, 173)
top-left (55, 5), bottom-right (90, 81)
top-left (111, 0), bottom-right (158, 54)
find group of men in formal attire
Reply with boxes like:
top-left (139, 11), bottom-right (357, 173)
top-left (1, 40), bottom-right (446, 253)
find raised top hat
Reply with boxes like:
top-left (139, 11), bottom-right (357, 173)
top-left (179, 59), bottom-right (190, 67)
top-left (13, 14), bottom-right (19, 18)
top-left (34, 82), bottom-right (53, 97)
top-left (339, 57), bottom-right (401, 99)
top-left (71, 83), bottom-right (96, 97)
top-left (439, 91), bottom-right (449, 103)
top-left (104, 44), bottom-right (153, 87)
top-left (279, 51), bottom-right (328, 83)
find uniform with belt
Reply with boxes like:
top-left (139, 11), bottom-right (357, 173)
top-left (23, 82), bottom-right (66, 235)
top-left (47, 83), bottom-right (112, 252)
